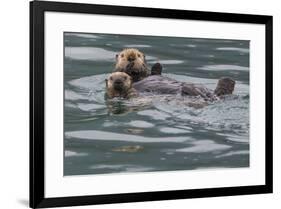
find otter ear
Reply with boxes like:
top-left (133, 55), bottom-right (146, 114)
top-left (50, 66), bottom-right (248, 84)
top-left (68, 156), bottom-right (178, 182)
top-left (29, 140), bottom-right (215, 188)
top-left (142, 53), bottom-right (146, 61)
top-left (105, 79), bottom-right (108, 87)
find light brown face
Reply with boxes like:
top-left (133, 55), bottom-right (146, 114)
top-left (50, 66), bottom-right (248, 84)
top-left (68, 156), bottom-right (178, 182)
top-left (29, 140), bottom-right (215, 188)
top-left (115, 48), bottom-right (148, 82)
top-left (106, 72), bottom-right (133, 93)
top-left (115, 48), bottom-right (146, 69)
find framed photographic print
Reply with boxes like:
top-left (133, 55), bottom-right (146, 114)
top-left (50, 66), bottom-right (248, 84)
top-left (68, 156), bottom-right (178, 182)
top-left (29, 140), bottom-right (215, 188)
top-left (30, 0), bottom-right (273, 208)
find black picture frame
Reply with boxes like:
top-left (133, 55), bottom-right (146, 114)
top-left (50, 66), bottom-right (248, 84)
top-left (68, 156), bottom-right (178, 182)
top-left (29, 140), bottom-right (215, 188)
top-left (30, 0), bottom-right (273, 208)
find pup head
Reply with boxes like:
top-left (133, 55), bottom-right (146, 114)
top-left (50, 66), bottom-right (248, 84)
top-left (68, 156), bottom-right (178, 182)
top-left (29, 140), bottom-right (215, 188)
top-left (105, 72), bottom-right (133, 98)
top-left (115, 48), bottom-right (148, 82)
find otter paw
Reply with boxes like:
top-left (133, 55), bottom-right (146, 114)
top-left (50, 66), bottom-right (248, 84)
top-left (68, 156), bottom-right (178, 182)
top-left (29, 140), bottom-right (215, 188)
top-left (151, 62), bottom-right (163, 75)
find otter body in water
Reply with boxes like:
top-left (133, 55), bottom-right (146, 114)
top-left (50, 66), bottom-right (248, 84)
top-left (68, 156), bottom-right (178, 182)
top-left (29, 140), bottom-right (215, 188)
top-left (133, 75), bottom-right (235, 100)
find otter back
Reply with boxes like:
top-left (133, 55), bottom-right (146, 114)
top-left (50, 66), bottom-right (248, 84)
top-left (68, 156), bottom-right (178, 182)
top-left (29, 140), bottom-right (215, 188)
top-left (132, 75), bottom-right (232, 101)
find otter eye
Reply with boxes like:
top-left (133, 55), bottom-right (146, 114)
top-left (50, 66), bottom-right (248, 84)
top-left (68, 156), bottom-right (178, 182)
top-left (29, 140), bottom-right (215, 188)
top-left (121, 54), bottom-right (124, 58)
top-left (123, 76), bottom-right (127, 80)
top-left (137, 54), bottom-right (141, 57)
top-left (110, 77), bottom-right (113, 80)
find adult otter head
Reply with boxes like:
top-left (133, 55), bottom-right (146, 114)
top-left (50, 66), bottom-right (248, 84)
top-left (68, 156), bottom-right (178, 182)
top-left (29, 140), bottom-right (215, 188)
top-left (105, 72), bottom-right (137, 99)
top-left (115, 48), bottom-right (149, 82)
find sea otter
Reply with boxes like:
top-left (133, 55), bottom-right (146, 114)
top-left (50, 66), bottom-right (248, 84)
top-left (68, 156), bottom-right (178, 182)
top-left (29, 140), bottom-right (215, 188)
top-left (114, 48), bottom-right (236, 100)
top-left (105, 72), bottom-right (138, 99)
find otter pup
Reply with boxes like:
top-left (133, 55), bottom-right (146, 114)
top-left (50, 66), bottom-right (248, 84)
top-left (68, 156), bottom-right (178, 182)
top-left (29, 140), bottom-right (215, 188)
top-left (105, 72), bottom-right (138, 99)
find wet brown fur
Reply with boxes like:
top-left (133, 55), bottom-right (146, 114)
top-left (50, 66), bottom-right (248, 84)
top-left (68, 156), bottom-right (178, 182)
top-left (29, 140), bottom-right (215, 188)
top-left (105, 72), bottom-right (138, 99)
top-left (114, 48), bottom-right (149, 82)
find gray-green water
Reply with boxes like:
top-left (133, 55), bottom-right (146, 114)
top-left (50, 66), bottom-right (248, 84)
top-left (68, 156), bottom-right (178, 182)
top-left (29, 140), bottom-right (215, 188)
top-left (64, 32), bottom-right (249, 176)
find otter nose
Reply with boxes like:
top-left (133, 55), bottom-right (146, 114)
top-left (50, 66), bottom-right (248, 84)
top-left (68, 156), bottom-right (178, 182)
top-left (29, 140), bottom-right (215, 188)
top-left (114, 79), bottom-right (124, 91)
top-left (114, 79), bottom-right (123, 85)
top-left (127, 56), bottom-right (135, 62)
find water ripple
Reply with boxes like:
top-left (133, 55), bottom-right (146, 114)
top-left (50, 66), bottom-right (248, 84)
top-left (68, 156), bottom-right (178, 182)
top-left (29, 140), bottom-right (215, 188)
top-left (198, 64), bottom-right (249, 71)
top-left (65, 47), bottom-right (116, 61)
top-left (65, 33), bottom-right (102, 39)
top-left (65, 150), bottom-right (88, 157)
top-left (175, 140), bottom-right (232, 153)
top-left (159, 127), bottom-right (191, 134)
top-left (215, 150), bottom-right (249, 158)
top-left (148, 60), bottom-right (184, 65)
top-left (124, 44), bottom-right (151, 48)
top-left (66, 130), bottom-right (193, 143)
top-left (216, 47), bottom-right (249, 53)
